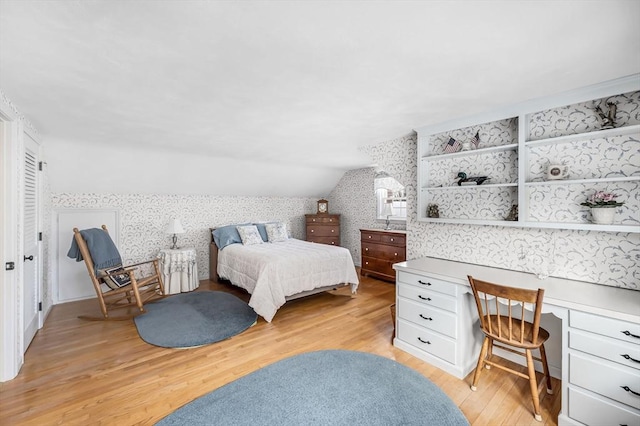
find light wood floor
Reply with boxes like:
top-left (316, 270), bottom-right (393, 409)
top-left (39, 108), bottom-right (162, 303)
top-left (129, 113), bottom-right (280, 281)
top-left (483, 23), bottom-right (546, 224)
top-left (0, 274), bottom-right (561, 425)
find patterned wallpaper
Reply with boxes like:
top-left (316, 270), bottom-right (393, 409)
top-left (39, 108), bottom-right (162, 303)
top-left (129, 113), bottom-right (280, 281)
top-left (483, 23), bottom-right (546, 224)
top-left (51, 193), bottom-right (318, 281)
top-left (348, 132), bottom-right (639, 290)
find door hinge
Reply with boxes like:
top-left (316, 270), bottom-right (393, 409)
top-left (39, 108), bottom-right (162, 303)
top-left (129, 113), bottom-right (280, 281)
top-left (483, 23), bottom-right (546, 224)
top-left (38, 302), bottom-right (42, 312)
top-left (5, 262), bottom-right (15, 270)
top-left (38, 232), bottom-right (43, 241)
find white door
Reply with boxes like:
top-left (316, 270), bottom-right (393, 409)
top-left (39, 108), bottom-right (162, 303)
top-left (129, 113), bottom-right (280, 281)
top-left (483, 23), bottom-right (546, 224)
top-left (23, 134), bottom-right (40, 348)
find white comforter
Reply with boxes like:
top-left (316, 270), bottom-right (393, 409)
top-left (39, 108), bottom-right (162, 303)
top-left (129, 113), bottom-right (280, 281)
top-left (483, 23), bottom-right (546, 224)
top-left (217, 238), bottom-right (359, 322)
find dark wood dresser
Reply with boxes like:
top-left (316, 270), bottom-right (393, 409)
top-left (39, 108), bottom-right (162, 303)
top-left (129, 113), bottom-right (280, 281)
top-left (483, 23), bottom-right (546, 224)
top-left (360, 229), bottom-right (406, 282)
top-left (305, 214), bottom-right (340, 246)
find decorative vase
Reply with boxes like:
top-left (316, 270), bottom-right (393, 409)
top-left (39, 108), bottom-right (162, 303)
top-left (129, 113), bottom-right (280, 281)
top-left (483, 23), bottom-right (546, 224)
top-left (590, 207), bottom-right (616, 225)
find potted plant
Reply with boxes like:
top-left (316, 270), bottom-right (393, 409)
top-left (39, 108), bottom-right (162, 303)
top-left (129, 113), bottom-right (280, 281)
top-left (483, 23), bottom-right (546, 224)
top-left (580, 191), bottom-right (624, 224)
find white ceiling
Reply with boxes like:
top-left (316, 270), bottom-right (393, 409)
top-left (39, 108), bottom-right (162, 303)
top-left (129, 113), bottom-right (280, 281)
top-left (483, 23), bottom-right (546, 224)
top-left (1, 1), bottom-right (639, 197)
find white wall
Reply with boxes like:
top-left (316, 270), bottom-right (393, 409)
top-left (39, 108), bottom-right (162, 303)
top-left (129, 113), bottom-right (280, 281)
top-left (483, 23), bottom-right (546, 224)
top-left (51, 193), bottom-right (319, 294)
top-left (44, 138), bottom-right (346, 198)
top-left (333, 133), bottom-right (639, 290)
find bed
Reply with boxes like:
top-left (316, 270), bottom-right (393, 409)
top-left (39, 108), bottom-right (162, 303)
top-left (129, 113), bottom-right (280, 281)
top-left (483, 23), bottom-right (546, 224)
top-left (209, 224), bottom-right (359, 322)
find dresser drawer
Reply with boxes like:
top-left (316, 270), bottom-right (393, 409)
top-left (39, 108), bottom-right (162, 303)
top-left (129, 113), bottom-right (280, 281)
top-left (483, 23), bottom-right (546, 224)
top-left (362, 242), bottom-right (405, 262)
top-left (361, 256), bottom-right (395, 278)
top-left (306, 215), bottom-right (339, 224)
top-left (397, 271), bottom-right (457, 296)
top-left (569, 329), bottom-right (640, 370)
top-left (568, 386), bottom-right (640, 426)
top-left (308, 237), bottom-right (340, 246)
top-left (571, 310), bottom-right (640, 345)
top-left (569, 352), bottom-right (640, 409)
top-left (397, 319), bottom-right (456, 364)
top-left (361, 231), bottom-right (381, 242)
top-left (398, 298), bottom-right (457, 338)
top-left (398, 284), bottom-right (457, 313)
top-left (380, 233), bottom-right (405, 246)
top-left (307, 225), bottom-right (339, 237)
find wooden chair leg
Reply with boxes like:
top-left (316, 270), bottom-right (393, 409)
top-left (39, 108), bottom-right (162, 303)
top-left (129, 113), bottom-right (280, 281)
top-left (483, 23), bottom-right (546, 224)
top-left (539, 344), bottom-right (553, 394)
top-left (471, 336), bottom-right (490, 391)
top-left (526, 349), bottom-right (543, 422)
top-left (486, 338), bottom-right (493, 369)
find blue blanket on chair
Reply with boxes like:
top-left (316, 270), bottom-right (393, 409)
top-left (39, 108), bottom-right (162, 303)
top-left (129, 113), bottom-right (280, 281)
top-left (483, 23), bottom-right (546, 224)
top-left (67, 228), bottom-right (123, 274)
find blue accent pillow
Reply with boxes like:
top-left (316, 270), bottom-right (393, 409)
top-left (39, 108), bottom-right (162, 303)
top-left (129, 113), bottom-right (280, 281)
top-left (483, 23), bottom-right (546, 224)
top-left (254, 222), bottom-right (277, 242)
top-left (213, 224), bottom-right (250, 250)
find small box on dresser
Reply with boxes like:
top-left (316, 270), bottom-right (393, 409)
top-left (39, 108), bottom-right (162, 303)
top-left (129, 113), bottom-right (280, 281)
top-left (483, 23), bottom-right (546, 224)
top-left (360, 229), bottom-right (406, 283)
top-left (305, 214), bottom-right (340, 246)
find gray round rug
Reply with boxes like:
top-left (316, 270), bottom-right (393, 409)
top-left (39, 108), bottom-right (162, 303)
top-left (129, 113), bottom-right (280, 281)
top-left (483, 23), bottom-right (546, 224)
top-left (157, 350), bottom-right (469, 425)
top-left (134, 291), bottom-right (257, 348)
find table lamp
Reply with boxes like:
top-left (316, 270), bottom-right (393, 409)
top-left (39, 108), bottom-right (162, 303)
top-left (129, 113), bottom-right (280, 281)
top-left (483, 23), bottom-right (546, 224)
top-left (382, 202), bottom-right (394, 230)
top-left (166, 218), bottom-right (185, 249)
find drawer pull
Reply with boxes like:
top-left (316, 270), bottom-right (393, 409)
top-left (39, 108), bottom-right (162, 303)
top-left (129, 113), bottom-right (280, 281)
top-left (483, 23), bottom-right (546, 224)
top-left (620, 385), bottom-right (640, 397)
top-left (418, 295), bottom-right (431, 301)
top-left (311, 230), bottom-right (314, 233)
top-left (621, 354), bottom-right (640, 363)
top-left (390, 238), bottom-right (394, 241)
top-left (622, 330), bottom-right (640, 339)
top-left (419, 314), bottom-right (433, 321)
top-left (418, 280), bottom-right (431, 286)
top-left (365, 248), bottom-right (369, 251)
top-left (417, 337), bottom-right (431, 345)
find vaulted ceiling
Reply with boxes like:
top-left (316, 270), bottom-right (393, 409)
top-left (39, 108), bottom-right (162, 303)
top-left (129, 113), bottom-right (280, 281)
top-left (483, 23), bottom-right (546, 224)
top-left (1, 1), bottom-right (638, 197)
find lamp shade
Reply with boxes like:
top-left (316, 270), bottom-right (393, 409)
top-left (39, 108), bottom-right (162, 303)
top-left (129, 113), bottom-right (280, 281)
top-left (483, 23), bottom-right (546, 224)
top-left (165, 218), bottom-right (185, 234)
top-left (382, 202), bottom-right (394, 217)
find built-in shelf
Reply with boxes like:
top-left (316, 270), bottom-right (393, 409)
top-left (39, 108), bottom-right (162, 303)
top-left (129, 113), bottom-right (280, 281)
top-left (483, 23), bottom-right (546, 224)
top-left (416, 74), bottom-right (640, 233)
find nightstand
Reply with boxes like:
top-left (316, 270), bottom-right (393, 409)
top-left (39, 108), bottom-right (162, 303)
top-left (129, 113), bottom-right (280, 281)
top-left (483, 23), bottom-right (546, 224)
top-left (157, 247), bottom-right (199, 294)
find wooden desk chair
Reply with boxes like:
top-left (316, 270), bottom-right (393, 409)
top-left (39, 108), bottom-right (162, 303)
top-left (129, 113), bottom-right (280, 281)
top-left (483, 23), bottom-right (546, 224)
top-left (467, 275), bottom-right (553, 422)
top-left (71, 225), bottom-right (165, 320)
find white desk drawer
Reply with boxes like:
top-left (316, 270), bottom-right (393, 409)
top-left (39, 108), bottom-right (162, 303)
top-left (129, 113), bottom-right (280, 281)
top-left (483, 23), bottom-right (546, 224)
top-left (569, 386), bottom-right (640, 426)
top-left (569, 329), bottom-right (640, 371)
top-left (397, 319), bottom-right (456, 364)
top-left (398, 298), bottom-right (457, 339)
top-left (397, 271), bottom-right (457, 296)
top-left (570, 352), bottom-right (640, 409)
top-left (398, 284), bottom-right (457, 313)
top-left (571, 310), bottom-right (640, 345)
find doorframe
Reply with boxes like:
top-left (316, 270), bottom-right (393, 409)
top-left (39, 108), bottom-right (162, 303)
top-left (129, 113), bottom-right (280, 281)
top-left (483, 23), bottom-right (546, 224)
top-left (0, 99), bottom-right (23, 381)
top-left (0, 96), bottom-right (43, 382)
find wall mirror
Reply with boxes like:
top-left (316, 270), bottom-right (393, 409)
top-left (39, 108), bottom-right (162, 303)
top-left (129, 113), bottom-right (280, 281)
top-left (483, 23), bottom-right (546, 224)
top-left (374, 171), bottom-right (407, 226)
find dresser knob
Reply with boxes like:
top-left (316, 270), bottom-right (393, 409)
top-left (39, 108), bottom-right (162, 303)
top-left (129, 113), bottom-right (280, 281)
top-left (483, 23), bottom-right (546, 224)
top-left (365, 262), bottom-right (369, 265)
top-left (394, 252), bottom-right (398, 256)
top-left (418, 280), bottom-right (431, 286)
top-left (311, 230), bottom-right (314, 233)
top-left (419, 314), bottom-right (433, 321)
top-left (417, 337), bottom-right (431, 345)
top-left (365, 248), bottom-right (369, 251)
top-left (331, 229), bottom-right (334, 232)
top-left (622, 330), bottom-right (640, 339)
top-left (390, 238), bottom-right (394, 241)
top-left (368, 235), bottom-right (372, 238)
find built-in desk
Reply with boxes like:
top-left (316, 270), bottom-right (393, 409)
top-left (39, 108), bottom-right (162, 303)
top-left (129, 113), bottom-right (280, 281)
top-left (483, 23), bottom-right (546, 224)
top-left (393, 257), bottom-right (640, 426)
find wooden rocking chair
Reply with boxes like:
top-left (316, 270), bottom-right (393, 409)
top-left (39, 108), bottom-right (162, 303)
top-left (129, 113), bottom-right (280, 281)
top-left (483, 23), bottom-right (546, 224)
top-left (71, 225), bottom-right (165, 320)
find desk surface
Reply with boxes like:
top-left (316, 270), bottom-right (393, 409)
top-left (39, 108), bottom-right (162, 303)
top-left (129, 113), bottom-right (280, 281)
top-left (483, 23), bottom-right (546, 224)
top-left (394, 257), bottom-right (640, 322)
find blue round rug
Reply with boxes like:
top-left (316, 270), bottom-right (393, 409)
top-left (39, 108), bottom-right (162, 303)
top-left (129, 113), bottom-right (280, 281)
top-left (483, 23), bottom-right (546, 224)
top-left (134, 291), bottom-right (257, 348)
top-left (157, 350), bottom-right (469, 425)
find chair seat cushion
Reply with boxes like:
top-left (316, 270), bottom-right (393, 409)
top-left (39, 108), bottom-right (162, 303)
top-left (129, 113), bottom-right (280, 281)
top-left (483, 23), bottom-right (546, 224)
top-left (485, 314), bottom-right (550, 348)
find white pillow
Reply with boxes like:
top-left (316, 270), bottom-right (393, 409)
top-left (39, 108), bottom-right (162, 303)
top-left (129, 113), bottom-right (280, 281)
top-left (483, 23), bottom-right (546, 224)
top-left (236, 225), bottom-right (264, 245)
top-left (265, 222), bottom-right (288, 243)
